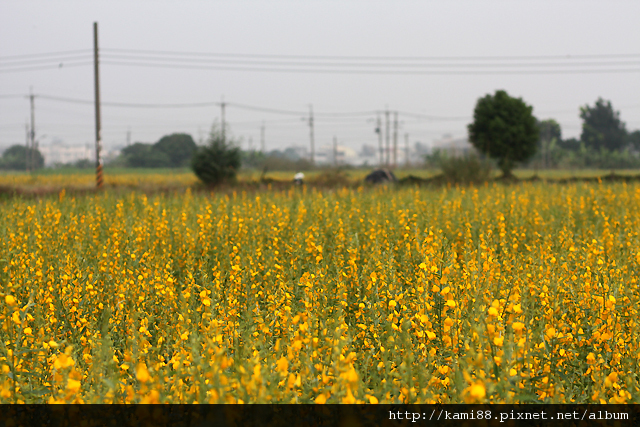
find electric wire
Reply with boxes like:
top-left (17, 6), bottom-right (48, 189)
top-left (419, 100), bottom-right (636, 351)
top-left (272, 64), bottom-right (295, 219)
top-left (101, 48), bottom-right (640, 61)
top-left (0, 54), bottom-right (94, 67)
top-left (0, 62), bottom-right (93, 73)
top-left (0, 49), bottom-right (92, 60)
top-left (101, 60), bottom-right (640, 75)
top-left (99, 53), bottom-right (640, 68)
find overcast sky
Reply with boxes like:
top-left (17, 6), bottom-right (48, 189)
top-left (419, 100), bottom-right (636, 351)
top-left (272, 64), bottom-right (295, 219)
top-left (1, 0), bottom-right (639, 155)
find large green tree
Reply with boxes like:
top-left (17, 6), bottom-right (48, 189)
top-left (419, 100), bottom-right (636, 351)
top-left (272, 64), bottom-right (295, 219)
top-left (467, 90), bottom-right (539, 177)
top-left (0, 144), bottom-right (44, 170)
top-left (153, 133), bottom-right (197, 167)
top-left (580, 98), bottom-right (627, 151)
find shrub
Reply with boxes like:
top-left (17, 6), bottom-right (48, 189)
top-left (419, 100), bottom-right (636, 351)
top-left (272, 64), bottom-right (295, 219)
top-left (191, 127), bottom-right (241, 186)
top-left (438, 153), bottom-right (492, 184)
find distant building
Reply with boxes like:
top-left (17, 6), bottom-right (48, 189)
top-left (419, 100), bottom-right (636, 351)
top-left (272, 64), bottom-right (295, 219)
top-left (315, 144), bottom-right (358, 165)
top-left (39, 142), bottom-right (92, 166)
top-left (431, 134), bottom-right (476, 157)
top-left (39, 141), bottom-right (121, 166)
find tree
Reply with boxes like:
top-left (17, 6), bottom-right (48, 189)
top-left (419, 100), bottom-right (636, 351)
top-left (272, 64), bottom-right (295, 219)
top-left (120, 142), bottom-right (170, 168)
top-left (580, 98), bottom-right (627, 151)
top-left (467, 90), bottom-right (539, 177)
top-left (537, 119), bottom-right (562, 168)
top-left (191, 126), bottom-right (241, 186)
top-left (153, 133), bottom-right (197, 168)
top-left (0, 144), bottom-right (44, 170)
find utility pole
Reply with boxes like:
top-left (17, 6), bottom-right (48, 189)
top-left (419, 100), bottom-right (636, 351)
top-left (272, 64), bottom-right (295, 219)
top-left (333, 136), bottom-right (338, 167)
top-left (260, 121), bottom-right (265, 153)
top-left (404, 133), bottom-right (409, 167)
top-left (393, 111), bottom-right (398, 168)
top-left (221, 97), bottom-right (226, 143)
top-left (93, 22), bottom-right (103, 189)
top-left (29, 88), bottom-right (35, 172)
top-left (25, 122), bottom-right (30, 173)
top-left (248, 137), bottom-right (253, 152)
top-left (376, 114), bottom-right (383, 167)
top-left (308, 104), bottom-right (315, 165)
top-left (385, 109), bottom-right (390, 167)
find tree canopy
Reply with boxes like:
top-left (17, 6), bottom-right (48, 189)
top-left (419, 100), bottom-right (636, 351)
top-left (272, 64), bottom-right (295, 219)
top-left (580, 98), bottom-right (627, 151)
top-left (154, 133), bottom-right (197, 167)
top-left (467, 90), bottom-right (539, 176)
top-left (119, 133), bottom-right (196, 168)
top-left (0, 144), bottom-right (44, 170)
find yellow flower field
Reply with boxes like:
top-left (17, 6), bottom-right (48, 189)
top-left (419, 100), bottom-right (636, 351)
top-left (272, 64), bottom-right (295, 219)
top-left (1, 182), bottom-right (640, 403)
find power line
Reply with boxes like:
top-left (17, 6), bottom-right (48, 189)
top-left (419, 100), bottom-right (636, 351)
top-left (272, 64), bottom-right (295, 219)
top-left (0, 62), bottom-right (93, 73)
top-left (100, 60), bottom-right (640, 75)
top-left (37, 94), bottom-right (219, 108)
top-left (396, 110), bottom-right (471, 121)
top-left (0, 54), bottom-right (93, 67)
top-left (102, 48), bottom-right (640, 61)
top-left (98, 53), bottom-right (640, 68)
top-left (0, 49), bottom-right (92, 61)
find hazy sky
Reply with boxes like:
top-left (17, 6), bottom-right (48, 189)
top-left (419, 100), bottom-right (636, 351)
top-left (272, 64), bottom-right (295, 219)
top-left (1, 0), bottom-right (639, 155)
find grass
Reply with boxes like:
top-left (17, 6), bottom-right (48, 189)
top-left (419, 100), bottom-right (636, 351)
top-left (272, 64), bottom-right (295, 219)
top-left (1, 181), bottom-right (640, 403)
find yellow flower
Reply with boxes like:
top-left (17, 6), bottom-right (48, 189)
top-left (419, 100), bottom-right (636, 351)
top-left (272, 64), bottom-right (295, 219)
top-left (136, 363), bottom-right (150, 383)
top-left (5, 295), bottom-right (16, 306)
top-left (604, 371), bottom-right (618, 388)
top-left (488, 307), bottom-right (499, 317)
top-left (315, 394), bottom-right (327, 404)
top-left (464, 382), bottom-right (486, 403)
top-left (342, 367), bottom-right (358, 384)
top-left (512, 322), bottom-right (525, 332)
top-left (66, 378), bottom-right (81, 393)
top-left (276, 357), bottom-right (288, 373)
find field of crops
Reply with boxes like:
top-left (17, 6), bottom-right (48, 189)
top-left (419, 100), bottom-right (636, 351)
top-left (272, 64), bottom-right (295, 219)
top-left (1, 181), bottom-right (640, 403)
top-left (3, 167), bottom-right (640, 193)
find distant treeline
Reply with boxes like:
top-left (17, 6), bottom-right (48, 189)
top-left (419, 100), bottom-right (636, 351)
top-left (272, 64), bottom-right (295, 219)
top-left (115, 133), bottom-right (197, 168)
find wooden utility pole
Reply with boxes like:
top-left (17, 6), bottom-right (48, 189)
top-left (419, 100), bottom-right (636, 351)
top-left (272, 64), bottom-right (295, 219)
top-left (29, 88), bottom-right (35, 172)
top-left (376, 114), bottom-right (383, 167)
top-left (93, 22), bottom-right (103, 189)
top-left (385, 109), bottom-right (390, 166)
top-left (393, 111), bottom-right (398, 168)
top-left (25, 122), bottom-right (30, 173)
top-left (260, 121), bottom-right (265, 153)
top-left (308, 105), bottom-right (315, 165)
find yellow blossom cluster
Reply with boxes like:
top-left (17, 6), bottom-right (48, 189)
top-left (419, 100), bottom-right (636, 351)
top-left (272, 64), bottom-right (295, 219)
top-left (1, 182), bottom-right (640, 403)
